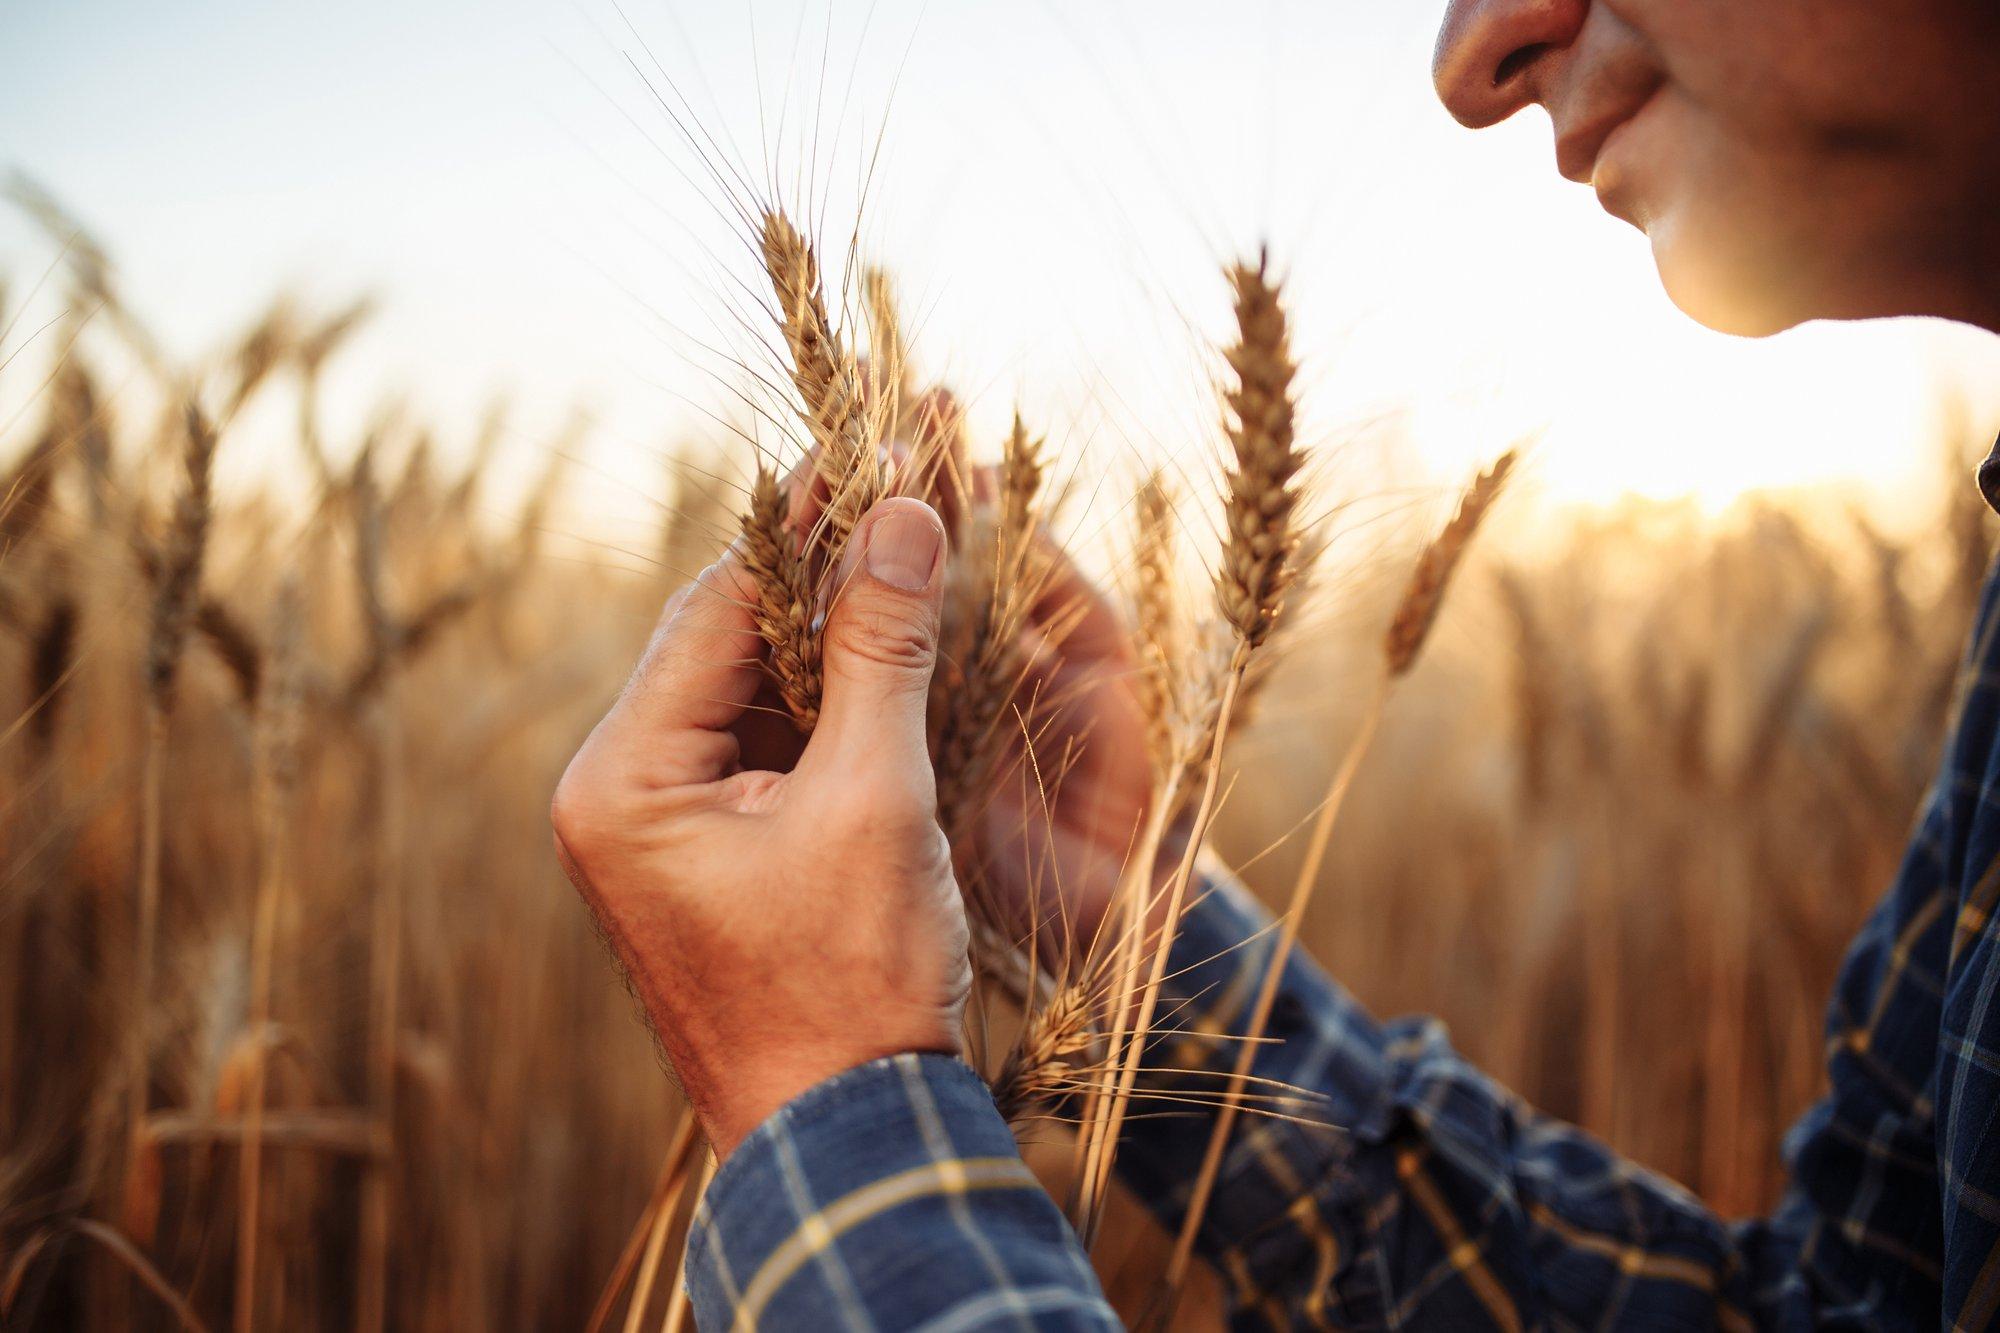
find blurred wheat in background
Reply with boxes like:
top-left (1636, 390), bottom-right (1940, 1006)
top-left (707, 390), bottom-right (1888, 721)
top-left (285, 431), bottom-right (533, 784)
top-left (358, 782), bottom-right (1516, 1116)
top-left (1, 163), bottom-right (1995, 1333)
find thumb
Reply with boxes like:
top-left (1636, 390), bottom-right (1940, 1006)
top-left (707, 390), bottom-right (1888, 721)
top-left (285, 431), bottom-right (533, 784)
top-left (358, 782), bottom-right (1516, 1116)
top-left (805, 497), bottom-right (947, 787)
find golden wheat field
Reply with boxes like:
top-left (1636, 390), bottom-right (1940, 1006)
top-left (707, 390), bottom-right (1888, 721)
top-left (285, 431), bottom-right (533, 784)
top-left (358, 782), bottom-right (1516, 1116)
top-left (2, 158), bottom-right (1999, 1333)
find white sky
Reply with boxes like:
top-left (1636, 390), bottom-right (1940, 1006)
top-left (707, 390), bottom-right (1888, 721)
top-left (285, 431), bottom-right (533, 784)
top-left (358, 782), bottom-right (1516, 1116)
top-left (4, 0), bottom-right (1998, 537)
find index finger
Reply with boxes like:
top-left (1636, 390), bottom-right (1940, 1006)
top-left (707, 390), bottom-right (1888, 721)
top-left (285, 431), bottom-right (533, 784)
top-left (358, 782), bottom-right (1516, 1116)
top-left (607, 551), bottom-right (768, 771)
top-left (1028, 539), bottom-right (1133, 668)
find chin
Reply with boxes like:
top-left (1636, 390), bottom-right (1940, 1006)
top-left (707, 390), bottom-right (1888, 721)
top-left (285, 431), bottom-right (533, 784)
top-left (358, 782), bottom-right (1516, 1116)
top-left (1649, 220), bottom-right (1814, 339)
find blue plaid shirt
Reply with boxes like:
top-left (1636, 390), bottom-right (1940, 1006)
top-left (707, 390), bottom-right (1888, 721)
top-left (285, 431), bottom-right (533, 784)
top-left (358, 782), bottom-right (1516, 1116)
top-left (685, 537), bottom-right (2000, 1330)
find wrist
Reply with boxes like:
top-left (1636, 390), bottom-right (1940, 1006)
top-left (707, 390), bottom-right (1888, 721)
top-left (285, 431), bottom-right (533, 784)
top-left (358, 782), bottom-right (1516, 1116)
top-left (693, 1032), bottom-right (964, 1161)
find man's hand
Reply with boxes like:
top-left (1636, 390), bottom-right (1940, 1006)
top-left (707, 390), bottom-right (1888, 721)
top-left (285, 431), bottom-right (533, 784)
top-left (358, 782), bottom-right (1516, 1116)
top-left (971, 543), bottom-right (1176, 962)
top-left (551, 497), bottom-right (970, 1159)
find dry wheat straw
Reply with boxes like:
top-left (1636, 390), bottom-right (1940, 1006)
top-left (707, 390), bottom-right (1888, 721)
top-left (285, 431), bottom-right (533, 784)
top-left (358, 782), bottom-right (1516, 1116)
top-left (352, 449), bottom-right (404, 1333)
top-left (586, 1114), bottom-right (697, 1333)
top-left (128, 404), bottom-right (218, 1219)
top-left (1161, 448), bottom-right (1518, 1310)
top-left (13, 1219), bottom-right (210, 1333)
top-left (232, 577), bottom-right (304, 1333)
top-left (659, 1150), bottom-right (716, 1333)
top-left (622, 1122), bottom-right (704, 1333)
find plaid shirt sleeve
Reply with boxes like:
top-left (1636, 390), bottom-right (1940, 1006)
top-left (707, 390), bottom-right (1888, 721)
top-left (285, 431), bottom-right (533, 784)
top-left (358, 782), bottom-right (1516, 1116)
top-left (1115, 553), bottom-right (2000, 1330)
top-left (683, 1051), bottom-right (1120, 1330)
top-left (1115, 871), bottom-right (1783, 1330)
top-left (686, 554), bottom-right (2000, 1331)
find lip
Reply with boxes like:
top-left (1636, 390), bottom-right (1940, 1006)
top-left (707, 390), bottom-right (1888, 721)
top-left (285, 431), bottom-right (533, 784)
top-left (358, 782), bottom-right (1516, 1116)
top-left (1554, 84), bottom-right (1660, 186)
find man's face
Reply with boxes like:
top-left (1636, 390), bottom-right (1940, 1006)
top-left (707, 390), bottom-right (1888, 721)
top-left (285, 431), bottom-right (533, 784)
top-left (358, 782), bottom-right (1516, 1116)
top-left (1434, 0), bottom-right (2000, 335)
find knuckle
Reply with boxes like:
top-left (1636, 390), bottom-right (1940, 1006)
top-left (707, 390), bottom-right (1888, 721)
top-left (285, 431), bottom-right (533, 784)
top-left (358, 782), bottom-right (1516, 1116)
top-left (548, 757), bottom-right (608, 857)
top-left (550, 738), bottom-right (659, 862)
top-left (708, 555), bottom-right (762, 607)
top-left (828, 599), bottom-right (936, 674)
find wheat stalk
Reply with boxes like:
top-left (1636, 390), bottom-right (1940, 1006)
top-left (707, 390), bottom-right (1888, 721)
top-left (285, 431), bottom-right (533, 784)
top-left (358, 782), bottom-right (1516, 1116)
top-left (587, 1113), bottom-right (700, 1333)
top-left (235, 577), bottom-right (305, 1333)
top-left (659, 1150), bottom-right (716, 1333)
top-left (1161, 447), bottom-right (1518, 1309)
top-left (1077, 256), bottom-right (1307, 1237)
top-left (128, 403), bottom-right (218, 1210)
top-left (350, 447), bottom-right (404, 1333)
top-left (624, 1125), bottom-right (705, 1333)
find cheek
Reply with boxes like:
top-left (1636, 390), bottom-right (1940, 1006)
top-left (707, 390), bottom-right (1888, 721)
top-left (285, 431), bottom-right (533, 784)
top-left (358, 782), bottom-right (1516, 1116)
top-left (1615, 0), bottom-right (1972, 144)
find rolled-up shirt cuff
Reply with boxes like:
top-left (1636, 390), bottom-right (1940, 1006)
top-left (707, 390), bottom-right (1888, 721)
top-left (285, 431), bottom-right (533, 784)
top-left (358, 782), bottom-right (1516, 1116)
top-left (685, 1051), bottom-right (1115, 1330)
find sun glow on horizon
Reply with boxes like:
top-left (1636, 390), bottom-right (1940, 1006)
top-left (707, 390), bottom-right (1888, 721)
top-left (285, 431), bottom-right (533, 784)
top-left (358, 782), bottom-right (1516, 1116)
top-left (2, 0), bottom-right (1996, 533)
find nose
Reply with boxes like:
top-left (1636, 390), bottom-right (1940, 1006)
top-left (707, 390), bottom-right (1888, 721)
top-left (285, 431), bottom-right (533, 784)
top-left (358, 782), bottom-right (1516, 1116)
top-left (1433, 0), bottom-right (1589, 128)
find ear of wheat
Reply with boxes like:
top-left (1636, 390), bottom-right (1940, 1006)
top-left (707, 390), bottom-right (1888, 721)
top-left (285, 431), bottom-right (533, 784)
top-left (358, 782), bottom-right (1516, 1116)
top-left (750, 209), bottom-right (905, 730)
top-left (760, 211), bottom-right (883, 566)
top-left (991, 983), bottom-right (1095, 1125)
top-left (933, 412), bottom-right (1050, 843)
top-left (1170, 256), bottom-right (1326, 805)
top-left (144, 406), bottom-right (219, 703)
top-left (863, 265), bottom-right (912, 441)
top-left (128, 402), bottom-right (222, 1243)
top-left (1131, 470), bottom-right (1184, 772)
top-left (1385, 448), bottom-right (1519, 677)
top-left (740, 464), bottom-right (823, 731)
top-left (1213, 255), bottom-right (1306, 651)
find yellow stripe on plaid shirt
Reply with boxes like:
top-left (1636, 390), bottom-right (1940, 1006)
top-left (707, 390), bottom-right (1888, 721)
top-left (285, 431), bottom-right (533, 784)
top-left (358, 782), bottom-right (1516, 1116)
top-left (728, 1155), bottom-right (1043, 1332)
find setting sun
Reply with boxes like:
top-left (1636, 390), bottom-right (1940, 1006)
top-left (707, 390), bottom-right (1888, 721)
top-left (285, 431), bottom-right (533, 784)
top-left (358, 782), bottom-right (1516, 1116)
top-left (5, 2), bottom-right (1994, 522)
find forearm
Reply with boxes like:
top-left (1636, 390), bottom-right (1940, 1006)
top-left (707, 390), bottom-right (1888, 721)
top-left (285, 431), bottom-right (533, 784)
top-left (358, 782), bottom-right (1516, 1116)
top-left (1117, 866), bottom-right (1806, 1327)
top-left (685, 1053), bottom-right (1118, 1330)
top-left (1109, 866), bottom-right (1390, 1318)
